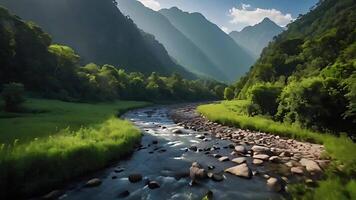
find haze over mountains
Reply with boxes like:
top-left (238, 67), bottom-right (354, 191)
top-left (0, 0), bottom-right (283, 83)
top-left (0, 0), bottom-right (193, 78)
top-left (117, 0), bottom-right (227, 81)
top-left (159, 7), bottom-right (255, 82)
top-left (229, 18), bottom-right (284, 58)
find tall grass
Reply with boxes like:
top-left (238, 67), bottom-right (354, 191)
top-left (198, 101), bottom-right (356, 199)
top-left (0, 98), bottom-right (150, 198)
top-left (0, 98), bottom-right (149, 144)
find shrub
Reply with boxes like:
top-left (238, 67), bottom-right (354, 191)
top-left (1, 83), bottom-right (25, 112)
top-left (224, 87), bottom-right (234, 100)
top-left (248, 83), bottom-right (282, 116)
top-left (277, 77), bottom-right (350, 133)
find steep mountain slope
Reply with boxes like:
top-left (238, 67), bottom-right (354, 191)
top-left (0, 0), bottom-right (193, 77)
top-left (160, 7), bottom-right (255, 82)
top-left (117, 0), bottom-right (227, 81)
top-left (234, 0), bottom-right (355, 134)
top-left (229, 18), bottom-right (284, 58)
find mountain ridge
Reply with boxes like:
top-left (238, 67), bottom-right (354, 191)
top-left (229, 17), bottom-right (284, 58)
top-left (159, 6), bottom-right (255, 82)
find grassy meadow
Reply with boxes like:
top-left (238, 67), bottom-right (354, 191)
top-left (0, 98), bottom-right (149, 144)
top-left (198, 100), bottom-right (356, 199)
top-left (0, 98), bottom-right (150, 198)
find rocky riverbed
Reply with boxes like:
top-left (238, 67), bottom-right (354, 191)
top-left (42, 104), bottom-right (329, 200)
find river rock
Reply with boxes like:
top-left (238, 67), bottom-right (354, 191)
top-left (189, 145), bottom-right (198, 151)
top-left (267, 177), bottom-right (282, 192)
top-left (218, 156), bottom-right (229, 162)
top-left (43, 190), bottom-right (64, 199)
top-left (234, 145), bottom-right (246, 153)
top-left (225, 163), bottom-right (252, 179)
top-left (172, 129), bottom-right (183, 134)
top-left (269, 156), bottom-right (280, 163)
top-left (128, 174), bottom-right (142, 183)
top-left (85, 178), bottom-right (102, 187)
top-left (190, 162), bottom-right (207, 181)
top-left (251, 145), bottom-right (271, 154)
top-left (212, 173), bottom-right (224, 182)
top-left (232, 157), bottom-right (247, 164)
top-left (148, 181), bottom-right (160, 189)
top-left (291, 167), bottom-right (304, 175)
top-left (253, 154), bottom-right (270, 161)
top-left (253, 159), bottom-right (264, 165)
top-left (299, 158), bottom-right (322, 173)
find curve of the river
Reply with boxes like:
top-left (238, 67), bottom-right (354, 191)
top-left (62, 105), bottom-right (283, 200)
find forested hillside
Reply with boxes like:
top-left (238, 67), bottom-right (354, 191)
top-left (0, 0), bottom-right (193, 77)
top-left (230, 0), bottom-right (355, 136)
top-left (160, 7), bottom-right (255, 82)
top-left (0, 6), bottom-right (224, 102)
top-left (117, 0), bottom-right (227, 81)
top-left (229, 18), bottom-right (284, 58)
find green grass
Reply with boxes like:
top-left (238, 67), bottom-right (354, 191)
top-left (0, 98), bottom-right (150, 198)
top-left (0, 98), bottom-right (150, 144)
top-left (198, 100), bottom-right (356, 199)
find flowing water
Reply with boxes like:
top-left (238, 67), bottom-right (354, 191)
top-left (62, 106), bottom-right (283, 200)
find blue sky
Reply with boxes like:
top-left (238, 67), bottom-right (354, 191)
top-left (138, 0), bottom-right (319, 32)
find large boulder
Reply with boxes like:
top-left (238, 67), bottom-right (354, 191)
top-left (85, 178), bottom-right (102, 187)
top-left (267, 177), bottom-right (282, 192)
top-left (225, 163), bottom-right (252, 179)
top-left (232, 157), bottom-right (247, 164)
top-left (251, 145), bottom-right (272, 155)
top-left (299, 159), bottom-right (322, 173)
top-left (253, 154), bottom-right (270, 161)
top-left (190, 162), bottom-right (207, 182)
top-left (234, 145), bottom-right (247, 154)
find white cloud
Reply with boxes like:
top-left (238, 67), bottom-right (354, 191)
top-left (229, 4), bottom-right (294, 28)
top-left (138, 0), bottom-right (161, 11)
top-left (220, 26), bottom-right (229, 34)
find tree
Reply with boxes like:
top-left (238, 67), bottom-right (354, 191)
top-left (1, 83), bottom-right (25, 112)
top-left (224, 87), bottom-right (234, 100)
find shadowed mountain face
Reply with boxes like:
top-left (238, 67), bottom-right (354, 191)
top-left (159, 7), bottom-right (255, 82)
top-left (117, 0), bottom-right (227, 81)
top-left (229, 18), bottom-right (284, 58)
top-left (0, 0), bottom-right (194, 78)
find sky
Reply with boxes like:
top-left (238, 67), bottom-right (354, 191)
top-left (137, 0), bottom-right (319, 32)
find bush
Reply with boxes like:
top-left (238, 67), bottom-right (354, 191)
top-left (277, 77), bottom-right (351, 134)
top-left (248, 83), bottom-right (282, 116)
top-left (1, 83), bottom-right (25, 112)
top-left (224, 87), bottom-right (234, 100)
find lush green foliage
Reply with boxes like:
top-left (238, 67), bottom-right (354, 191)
top-left (247, 83), bottom-right (282, 116)
top-left (198, 100), bottom-right (356, 199)
top-left (229, 0), bottom-right (355, 137)
top-left (1, 83), bottom-right (25, 112)
top-left (0, 118), bottom-right (141, 198)
top-left (0, 98), bottom-right (148, 198)
top-left (0, 6), bottom-right (225, 102)
top-left (224, 87), bottom-right (234, 100)
top-left (0, 98), bottom-right (149, 144)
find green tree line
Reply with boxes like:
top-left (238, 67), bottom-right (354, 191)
top-left (0, 6), bottom-right (225, 105)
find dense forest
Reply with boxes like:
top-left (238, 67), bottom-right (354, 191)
top-left (228, 0), bottom-right (355, 138)
top-left (0, 6), bottom-right (225, 103)
top-left (0, 0), bottom-right (194, 77)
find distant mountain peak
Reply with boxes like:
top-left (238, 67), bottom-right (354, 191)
top-left (229, 17), bottom-right (284, 58)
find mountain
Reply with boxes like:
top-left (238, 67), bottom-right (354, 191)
top-left (117, 0), bottom-right (227, 81)
top-left (0, 0), bottom-right (194, 78)
top-left (234, 0), bottom-right (355, 134)
top-left (159, 7), bottom-right (255, 82)
top-left (229, 18), bottom-right (284, 58)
